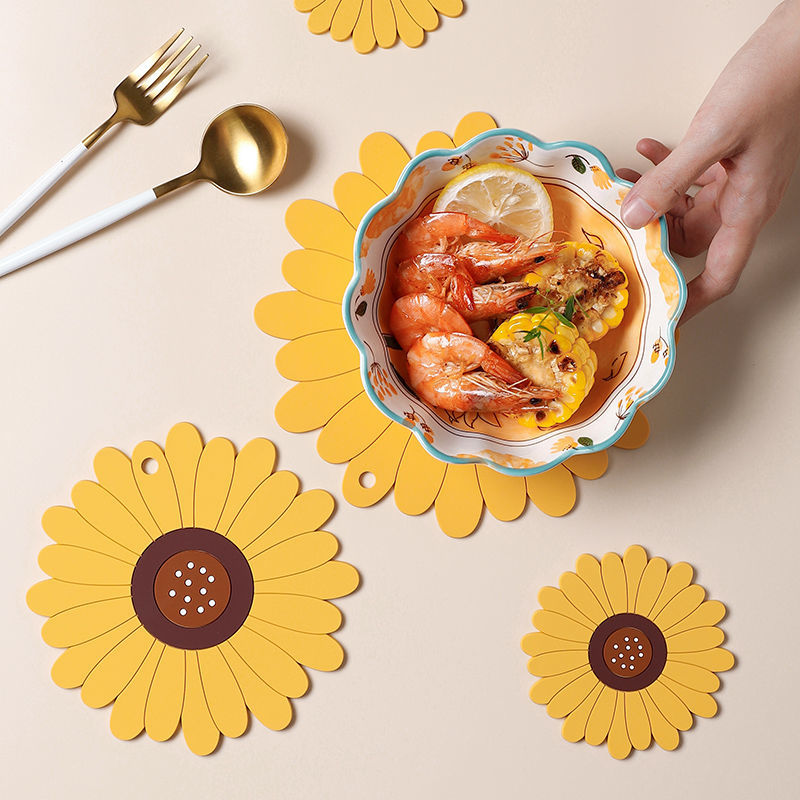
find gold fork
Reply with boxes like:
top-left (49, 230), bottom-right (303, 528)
top-left (0, 29), bottom-right (208, 238)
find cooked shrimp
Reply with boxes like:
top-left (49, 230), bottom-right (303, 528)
top-left (390, 293), bottom-right (471, 352)
top-left (393, 212), bottom-right (516, 263)
top-left (454, 238), bottom-right (565, 283)
top-left (407, 332), bottom-right (558, 413)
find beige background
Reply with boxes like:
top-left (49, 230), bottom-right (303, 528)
top-left (1, 1), bottom-right (797, 797)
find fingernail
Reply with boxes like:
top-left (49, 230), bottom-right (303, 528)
top-left (621, 196), bottom-right (656, 229)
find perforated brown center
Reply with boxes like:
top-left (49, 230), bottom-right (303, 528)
top-left (602, 626), bottom-right (653, 678)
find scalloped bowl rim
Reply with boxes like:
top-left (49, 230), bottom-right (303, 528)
top-left (343, 128), bottom-right (686, 477)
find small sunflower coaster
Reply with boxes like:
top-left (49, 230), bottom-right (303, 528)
top-left (295, 0), bottom-right (464, 54)
top-left (256, 112), bottom-right (651, 538)
top-left (27, 422), bottom-right (359, 756)
top-left (521, 545), bottom-right (734, 759)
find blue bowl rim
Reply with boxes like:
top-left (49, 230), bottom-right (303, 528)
top-left (343, 127), bottom-right (687, 477)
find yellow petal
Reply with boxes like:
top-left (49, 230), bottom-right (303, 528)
top-left (71, 481), bottom-right (151, 556)
top-left (527, 650), bottom-right (589, 678)
top-left (42, 596), bottom-right (136, 648)
top-left (453, 112), bottom-right (498, 146)
top-left (145, 646), bottom-right (186, 741)
top-left (165, 422), bottom-right (203, 528)
top-left (246, 617), bottom-right (344, 671)
top-left (526, 465), bottom-right (576, 517)
top-left (225, 470), bottom-right (300, 550)
top-left (625, 690), bottom-right (652, 751)
top-left (662, 661), bottom-right (720, 693)
top-left (329, 0), bottom-right (361, 40)
top-left (255, 291), bottom-right (344, 340)
top-left (537, 586), bottom-right (595, 628)
top-left (359, 132), bottom-right (411, 194)
top-left (194, 437), bottom-right (236, 532)
top-left (666, 626), bottom-right (725, 654)
top-left (613, 409), bottom-right (649, 449)
top-left (561, 682), bottom-right (603, 742)
top-left (249, 594), bottom-right (342, 633)
top-left (654, 584), bottom-right (705, 631)
top-left (546, 670), bottom-right (598, 719)
top-left (642, 688), bottom-right (680, 751)
top-left (520, 632), bottom-right (586, 657)
top-left (623, 545), bottom-right (648, 613)
top-left (257, 560), bottom-right (359, 599)
top-left (277, 329), bottom-right (360, 382)
top-left (246, 488), bottom-right (336, 557)
top-left (280, 249), bottom-right (352, 304)
top-left (342, 424), bottom-right (412, 509)
top-left (532, 610), bottom-right (592, 643)
top-left (435, 464), bottom-right (484, 538)
top-left (92, 447), bottom-right (162, 541)
top-left (660, 676), bottom-right (718, 718)
top-left (317, 392), bottom-right (392, 464)
top-left (529, 666), bottom-right (591, 705)
top-left (307, 0), bottom-right (341, 35)
top-left (110, 641), bottom-right (164, 740)
top-left (276, 371), bottom-right (364, 434)
top-left (430, 0), bottom-right (463, 16)
top-left (394, 433), bottom-right (447, 515)
top-left (558, 571), bottom-right (607, 625)
top-left (373, 0), bottom-right (399, 47)
top-left (600, 552), bottom-right (627, 615)
top-left (217, 438), bottom-right (277, 533)
top-left (198, 647), bottom-right (248, 739)
top-left (575, 553), bottom-right (612, 617)
top-left (415, 130), bottom-right (455, 155)
top-left (220, 642), bottom-right (293, 730)
top-left (41, 505), bottom-right (136, 563)
top-left (182, 651), bottom-right (220, 756)
top-left (39, 544), bottom-right (133, 585)
top-left (249, 531), bottom-right (339, 581)
top-left (131, 441), bottom-right (181, 535)
top-left (607, 695), bottom-right (632, 759)
top-left (51, 617), bottom-right (141, 689)
top-left (477, 466), bottom-right (527, 522)
top-left (645, 680), bottom-right (693, 731)
top-left (401, 0), bottom-right (439, 31)
top-left (584, 686), bottom-right (616, 746)
top-left (663, 600), bottom-right (726, 636)
top-left (563, 451), bottom-right (608, 480)
top-left (286, 199), bottom-right (354, 259)
top-left (670, 647), bottom-right (734, 673)
top-left (81, 625), bottom-right (155, 709)
top-left (352, 1), bottom-right (376, 53)
top-left (27, 579), bottom-right (126, 617)
top-left (634, 555), bottom-right (667, 617)
top-left (231, 626), bottom-right (308, 698)
top-left (334, 172), bottom-right (385, 229)
top-left (391, 0), bottom-right (424, 47)
top-left (296, 0), bottom-right (326, 12)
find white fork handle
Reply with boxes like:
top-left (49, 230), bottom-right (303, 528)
top-left (0, 142), bottom-right (89, 238)
top-left (0, 189), bottom-right (157, 278)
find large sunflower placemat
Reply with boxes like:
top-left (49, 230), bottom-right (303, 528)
top-left (522, 545), bottom-right (734, 759)
top-left (295, 0), bottom-right (465, 53)
top-left (27, 422), bottom-right (360, 755)
top-left (256, 113), bottom-right (651, 538)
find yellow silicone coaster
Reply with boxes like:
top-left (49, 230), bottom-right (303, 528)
top-left (256, 112), bottom-right (651, 538)
top-left (27, 422), bottom-right (359, 756)
top-left (521, 545), bottom-right (734, 759)
top-left (295, 0), bottom-right (464, 53)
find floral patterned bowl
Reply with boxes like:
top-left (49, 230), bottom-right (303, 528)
top-left (343, 129), bottom-right (685, 476)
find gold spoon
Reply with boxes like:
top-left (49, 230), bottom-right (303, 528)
top-left (0, 104), bottom-right (288, 278)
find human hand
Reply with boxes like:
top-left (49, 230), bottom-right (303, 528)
top-left (618, 0), bottom-right (800, 322)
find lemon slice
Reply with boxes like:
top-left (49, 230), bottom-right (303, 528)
top-left (433, 163), bottom-right (553, 240)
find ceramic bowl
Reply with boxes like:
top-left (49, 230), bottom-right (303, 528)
top-left (343, 129), bottom-right (685, 476)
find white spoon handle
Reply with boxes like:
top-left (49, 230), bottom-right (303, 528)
top-left (0, 142), bottom-right (89, 238)
top-left (0, 189), bottom-right (157, 278)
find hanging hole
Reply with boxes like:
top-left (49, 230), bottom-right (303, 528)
top-left (142, 458), bottom-right (158, 475)
top-left (359, 472), bottom-right (376, 489)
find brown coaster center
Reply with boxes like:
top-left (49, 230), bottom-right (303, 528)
top-left (602, 626), bottom-right (653, 678)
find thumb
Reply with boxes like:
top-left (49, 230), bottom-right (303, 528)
top-left (620, 140), bottom-right (717, 229)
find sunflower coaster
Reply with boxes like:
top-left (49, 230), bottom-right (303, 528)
top-left (27, 422), bottom-right (359, 755)
top-left (521, 545), bottom-right (734, 759)
top-left (256, 112), bottom-right (651, 538)
top-left (295, 0), bottom-right (465, 54)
